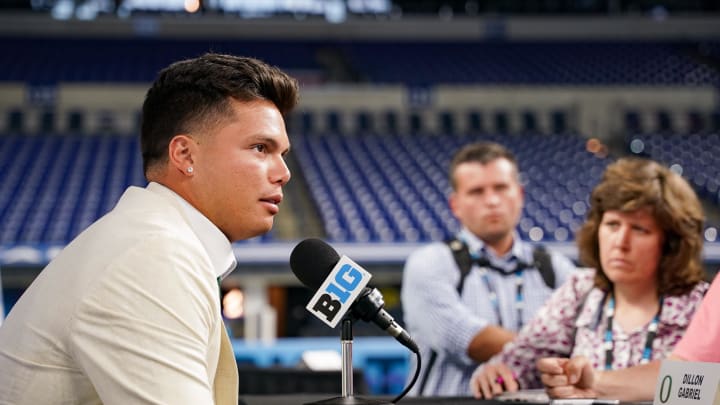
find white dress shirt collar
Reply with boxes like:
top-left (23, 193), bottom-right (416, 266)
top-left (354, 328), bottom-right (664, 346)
top-left (147, 182), bottom-right (237, 279)
top-left (458, 227), bottom-right (524, 262)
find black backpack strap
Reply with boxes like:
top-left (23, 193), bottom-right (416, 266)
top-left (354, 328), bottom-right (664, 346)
top-left (417, 238), bottom-right (473, 395)
top-left (532, 244), bottom-right (555, 289)
top-left (447, 238), bottom-right (473, 294)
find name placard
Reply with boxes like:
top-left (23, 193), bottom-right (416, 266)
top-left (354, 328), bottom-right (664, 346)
top-left (654, 360), bottom-right (720, 405)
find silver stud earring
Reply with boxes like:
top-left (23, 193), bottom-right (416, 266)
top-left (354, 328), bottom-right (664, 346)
top-left (187, 167), bottom-right (194, 173)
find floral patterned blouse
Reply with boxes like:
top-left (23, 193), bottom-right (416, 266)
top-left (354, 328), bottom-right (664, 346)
top-left (485, 269), bottom-right (709, 389)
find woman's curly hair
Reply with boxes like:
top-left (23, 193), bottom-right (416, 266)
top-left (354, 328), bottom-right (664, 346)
top-left (576, 158), bottom-right (706, 296)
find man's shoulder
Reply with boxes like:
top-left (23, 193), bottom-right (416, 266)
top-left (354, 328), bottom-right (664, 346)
top-left (520, 241), bottom-right (571, 260)
top-left (408, 240), bottom-right (455, 257)
top-left (64, 195), bottom-right (204, 270)
top-left (403, 241), bottom-right (457, 276)
top-left (529, 243), bottom-right (577, 277)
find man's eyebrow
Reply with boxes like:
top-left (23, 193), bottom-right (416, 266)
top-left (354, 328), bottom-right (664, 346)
top-left (250, 135), bottom-right (277, 146)
top-left (250, 135), bottom-right (290, 154)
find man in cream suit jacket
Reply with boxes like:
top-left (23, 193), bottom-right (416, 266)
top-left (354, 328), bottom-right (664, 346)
top-left (0, 53), bottom-right (299, 404)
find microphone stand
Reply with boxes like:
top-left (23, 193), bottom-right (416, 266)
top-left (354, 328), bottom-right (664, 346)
top-left (306, 317), bottom-right (392, 405)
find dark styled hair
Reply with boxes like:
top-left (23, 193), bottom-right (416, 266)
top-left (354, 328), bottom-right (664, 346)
top-left (576, 158), bottom-right (706, 296)
top-left (140, 53), bottom-right (299, 175)
top-left (448, 141), bottom-right (519, 190)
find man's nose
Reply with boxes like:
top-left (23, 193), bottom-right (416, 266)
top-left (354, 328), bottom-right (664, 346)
top-left (272, 156), bottom-right (291, 185)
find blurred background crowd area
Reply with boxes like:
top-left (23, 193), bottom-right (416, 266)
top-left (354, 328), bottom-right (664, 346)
top-left (1, 0), bottom-right (720, 348)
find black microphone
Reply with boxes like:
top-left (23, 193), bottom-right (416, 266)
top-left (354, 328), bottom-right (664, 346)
top-left (290, 238), bottom-right (419, 353)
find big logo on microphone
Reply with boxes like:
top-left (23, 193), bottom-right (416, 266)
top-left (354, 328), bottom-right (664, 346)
top-left (306, 255), bottom-right (372, 328)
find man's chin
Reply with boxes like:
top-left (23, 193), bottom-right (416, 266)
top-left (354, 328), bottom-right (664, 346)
top-left (230, 222), bottom-right (274, 242)
top-left (478, 230), bottom-right (511, 244)
top-left (251, 223), bottom-right (273, 238)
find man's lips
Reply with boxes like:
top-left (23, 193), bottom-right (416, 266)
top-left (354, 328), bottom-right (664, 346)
top-left (260, 195), bottom-right (282, 205)
top-left (484, 213), bottom-right (503, 221)
top-left (260, 194), bottom-right (283, 214)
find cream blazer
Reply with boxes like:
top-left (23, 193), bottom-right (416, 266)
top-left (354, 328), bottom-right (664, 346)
top-left (0, 185), bottom-right (238, 404)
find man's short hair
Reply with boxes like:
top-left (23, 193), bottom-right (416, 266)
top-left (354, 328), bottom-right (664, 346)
top-left (448, 141), bottom-right (519, 190)
top-left (140, 53), bottom-right (299, 176)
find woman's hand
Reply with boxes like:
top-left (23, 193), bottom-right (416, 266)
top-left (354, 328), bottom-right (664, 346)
top-left (537, 356), bottom-right (598, 398)
top-left (470, 362), bottom-right (519, 399)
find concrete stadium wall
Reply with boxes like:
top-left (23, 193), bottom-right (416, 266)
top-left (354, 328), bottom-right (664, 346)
top-left (0, 83), bottom-right (25, 131)
top-left (434, 85), bottom-right (718, 139)
top-left (1, 83), bottom-right (717, 138)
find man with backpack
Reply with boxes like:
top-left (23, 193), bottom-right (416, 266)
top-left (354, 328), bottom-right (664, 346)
top-left (401, 141), bottom-right (576, 396)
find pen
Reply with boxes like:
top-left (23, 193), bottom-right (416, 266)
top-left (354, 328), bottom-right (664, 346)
top-left (495, 371), bottom-right (519, 386)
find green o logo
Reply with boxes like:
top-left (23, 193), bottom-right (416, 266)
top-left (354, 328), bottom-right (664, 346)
top-left (659, 375), bottom-right (672, 403)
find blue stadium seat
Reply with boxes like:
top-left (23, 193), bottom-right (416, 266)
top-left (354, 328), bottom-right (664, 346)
top-left (293, 132), bottom-right (611, 243)
top-left (4, 38), bottom-right (718, 86)
top-left (628, 133), bottom-right (720, 230)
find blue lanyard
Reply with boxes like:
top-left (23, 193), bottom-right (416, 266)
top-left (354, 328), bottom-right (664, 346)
top-left (470, 252), bottom-right (526, 331)
top-left (603, 293), bottom-right (664, 370)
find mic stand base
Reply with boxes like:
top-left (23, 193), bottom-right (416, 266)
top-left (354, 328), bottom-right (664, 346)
top-left (304, 396), bottom-right (392, 405)
top-left (307, 319), bottom-right (393, 405)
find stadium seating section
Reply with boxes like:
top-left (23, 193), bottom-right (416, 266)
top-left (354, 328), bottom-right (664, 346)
top-left (1, 37), bottom-right (719, 247)
top-left (2, 131), bottom-right (719, 246)
top-left (0, 37), bottom-right (718, 85)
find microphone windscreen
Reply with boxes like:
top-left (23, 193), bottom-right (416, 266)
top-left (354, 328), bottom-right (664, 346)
top-left (289, 238), bottom-right (341, 289)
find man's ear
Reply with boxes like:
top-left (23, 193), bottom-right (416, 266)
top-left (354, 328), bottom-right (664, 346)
top-left (168, 134), bottom-right (196, 175)
top-left (448, 192), bottom-right (459, 217)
